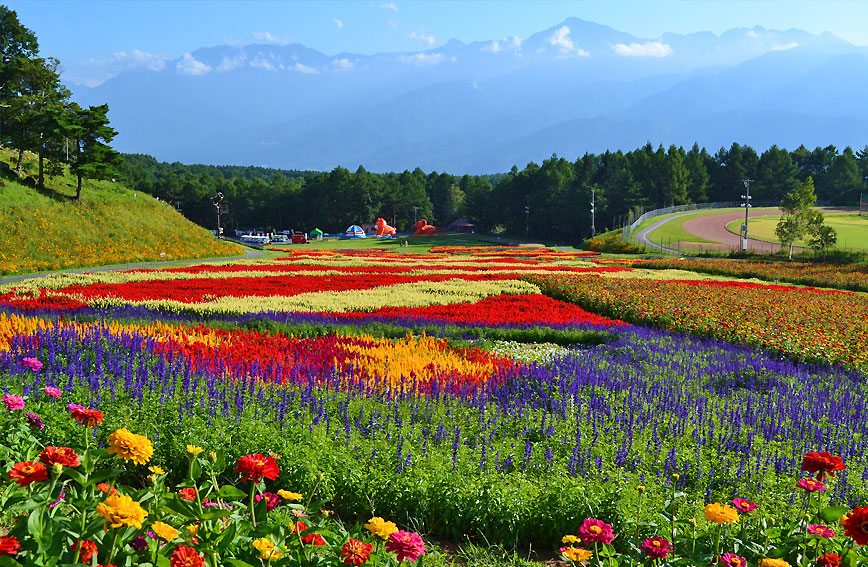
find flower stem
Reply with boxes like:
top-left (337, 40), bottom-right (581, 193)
top-left (249, 480), bottom-right (257, 528)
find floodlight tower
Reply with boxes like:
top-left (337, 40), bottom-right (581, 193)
top-left (740, 179), bottom-right (753, 251)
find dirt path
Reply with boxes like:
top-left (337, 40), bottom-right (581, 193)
top-left (0, 248), bottom-right (263, 285)
top-left (680, 209), bottom-right (793, 253)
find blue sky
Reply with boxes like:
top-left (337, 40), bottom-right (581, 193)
top-left (9, 0), bottom-right (868, 85)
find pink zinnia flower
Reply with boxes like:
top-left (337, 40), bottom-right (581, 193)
top-left (797, 478), bottom-right (826, 492)
top-left (808, 524), bottom-right (835, 539)
top-left (21, 357), bottom-right (43, 372)
top-left (3, 394), bottom-right (24, 411)
top-left (578, 518), bottom-right (615, 545)
top-left (254, 492), bottom-right (280, 512)
top-left (732, 498), bottom-right (757, 513)
top-left (640, 537), bottom-right (673, 560)
top-left (718, 553), bottom-right (747, 567)
top-left (385, 530), bottom-right (426, 563)
top-left (43, 387), bottom-right (61, 399)
top-left (24, 413), bottom-right (44, 430)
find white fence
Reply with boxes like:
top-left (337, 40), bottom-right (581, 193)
top-left (621, 202), bottom-right (742, 240)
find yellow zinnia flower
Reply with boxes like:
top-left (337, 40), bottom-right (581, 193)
top-left (561, 547), bottom-right (593, 562)
top-left (151, 521), bottom-right (179, 541)
top-left (704, 502), bottom-right (739, 524)
top-left (364, 517), bottom-right (399, 539)
top-left (186, 444), bottom-right (204, 456)
top-left (252, 537), bottom-right (282, 559)
top-left (148, 466), bottom-right (165, 475)
top-left (562, 535), bottom-right (581, 544)
top-left (96, 493), bottom-right (148, 529)
top-left (187, 523), bottom-right (199, 537)
top-left (760, 559), bottom-right (790, 567)
top-left (278, 489), bottom-right (303, 501)
top-left (106, 428), bottom-right (154, 465)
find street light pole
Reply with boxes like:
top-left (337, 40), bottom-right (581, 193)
top-left (211, 192), bottom-right (225, 239)
top-left (740, 179), bottom-right (753, 251)
top-left (413, 206), bottom-right (419, 225)
top-left (590, 189), bottom-right (596, 238)
top-left (524, 196), bottom-right (530, 238)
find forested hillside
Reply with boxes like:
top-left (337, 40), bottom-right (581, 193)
top-left (118, 142), bottom-right (868, 241)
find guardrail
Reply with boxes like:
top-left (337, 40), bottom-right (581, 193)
top-left (621, 201), bottom-right (777, 239)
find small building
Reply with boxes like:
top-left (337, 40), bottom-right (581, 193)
top-left (446, 218), bottom-right (476, 233)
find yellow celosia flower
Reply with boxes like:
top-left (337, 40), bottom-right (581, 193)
top-left (760, 559), bottom-right (790, 567)
top-left (364, 517), bottom-right (398, 539)
top-left (107, 428), bottom-right (154, 465)
top-left (96, 493), bottom-right (148, 529)
top-left (562, 535), bottom-right (581, 544)
top-left (148, 466), bottom-right (165, 475)
top-left (186, 444), bottom-right (204, 456)
top-left (704, 502), bottom-right (739, 525)
top-left (561, 547), bottom-right (593, 562)
top-left (278, 489), bottom-right (302, 501)
top-left (151, 521), bottom-right (179, 541)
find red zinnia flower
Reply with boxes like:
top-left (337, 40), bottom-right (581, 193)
top-left (578, 518), bottom-right (615, 544)
top-left (0, 536), bottom-right (20, 556)
top-left (293, 521), bottom-right (326, 546)
top-left (842, 507), bottom-right (868, 545)
top-left (254, 491), bottom-right (281, 511)
top-left (341, 539), bottom-right (374, 565)
top-left (817, 553), bottom-right (841, 567)
top-left (97, 482), bottom-right (118, 496)
top-left (170, 545), bottom-right (205, 567)
top-left (70, 407), bottom-right (104, 426)
top-left (234, 453), bottom-right (279, 483)
top-left (385, 530), bottom-right (426, 563)
top-left (732, 498), bottom-right (757, 513)
top-left (40, 446), bottom-right (81, 468)
top-left (9, 460), bottom-right (48, 486)
top-left (802, 452), bottom-right (845, 481)
top-left (178, 487), bottom-right (198, 501)
top-left (72, 539), bottom-right (98, 563)
top-left (640, 537), bottom-right (673, 560)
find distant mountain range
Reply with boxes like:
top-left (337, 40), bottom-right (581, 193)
top-left (74, 18), bottom-right (868, 174)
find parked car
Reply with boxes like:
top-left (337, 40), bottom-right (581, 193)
top-left (291, 232), bottom-right (309, 244)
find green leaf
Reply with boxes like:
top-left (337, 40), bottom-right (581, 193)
top-left (0, 556), bottom-right (23, 566)
top-left (225, 560), bottom-right (255, 567)
top-left (62, 467), bottom-right (86, 486)
top-left (200, 508), bottom-right (231, 521)
top-left (214, 521), bottom-right (238, 552)
top-left (218, 485), bottom-right (247, 500)
top-left (767, 547), bottom-right (788, 559)
top-left (818, 506), bottom-right (849, 523)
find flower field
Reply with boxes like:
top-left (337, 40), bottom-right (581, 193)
top-left (2, 245), bottom-right (868, 565)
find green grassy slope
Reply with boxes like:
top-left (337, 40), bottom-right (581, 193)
top-left (0, 149), bottom-right (243, 276)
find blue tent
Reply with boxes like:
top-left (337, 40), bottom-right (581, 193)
top-left (344, 224), bottom-right (366, 238)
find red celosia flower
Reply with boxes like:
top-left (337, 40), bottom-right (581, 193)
top-left (254, 491), bottom-right (281, 511)
top-left (640, 537), bottom-right (673, 560)
top-left (0, 536), bottom-right (20, 556)
top-left (234, 453), bottom-right (279, 483)
top-left (39, 446), bottom-right (81, 468)
top-left (72, 539), bottom-right (98, 563)
top-left (9, 460), bottom-right (48, 486)
top-left (341, 539), bottom-right (374, 565)
top-left (842, 507), bottom-right (868, 545)
top-left (732, 498), bottom-right (757, 513)
top-left (578, 518), bottom-right (615, 544)
top-left (170, 545), bottom-right (205, 567)
top-left (293, 521), bottom-right (326, 546)
top-left (178, 487), bottom-right (197, 501)
top-left (817, 553), bottom-right (841, 567)
top-left (70, 407), bottom-right (104, 426)
top-left (385, 530), bottom-right (426, 563)
top-left (802, 452), bottom-right (845, 482)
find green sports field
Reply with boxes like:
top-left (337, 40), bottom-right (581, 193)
top-left (725, 212), bottom-right (868, 250)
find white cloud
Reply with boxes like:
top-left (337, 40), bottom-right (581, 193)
top-left (333, 19), bottom-right (343, 30)
top-left (548, 26), bottom-right (588, 58)
top-left (381, 2), bottom-right (398, 11)
top-left (408, 31), bottom-right (436, 46)
top-left (771, 42), bottom-right (799, 51)
top-left (176, 52), bottom-right (211, 75)
top-left (332, 58), bottom-right (354, 70)
top-left (399, 52), bottom-right (444, 65)
top-left (250, 55), bottom-right (276, 71)
top-left (482, 40), bottom-right (501, 53)
top-left (292, 62), bottom-right (318, 74)
top-left (613, 41), bottom-right (673, 57)
top-left (216, 54), bottom-right (246, 72)
top-left (253, 31), bottom-right (290, 45)
top-left (746, 29), bottom-right (761, 39)
top-left (114, 49), bottom-right (166, 71)
top-left (389, 20), bottom-right (398, 29)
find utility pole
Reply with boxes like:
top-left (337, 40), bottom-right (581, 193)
top-left (413, 206), bottom-right (419, 225)
top-left (590, 189), bottom-right (596, 238)
top-left (740, 179), bottom-right (753, 251)
top-left (211, 192), bottom-right (225, 239)
top-left (524, 196), bottom-right (530, 238)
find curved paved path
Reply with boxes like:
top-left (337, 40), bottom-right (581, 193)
top-left (0, 248), bottom-right (263, 285)
top-left (632, 212), bottom-right (698, 254)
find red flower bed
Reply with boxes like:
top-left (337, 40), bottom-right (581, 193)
top-left (331, 293), bottom-right (627, 327)
top-left (58, 274), bottom-right (521, 303)
top-left (0, 290), bottom-right (88, 311)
